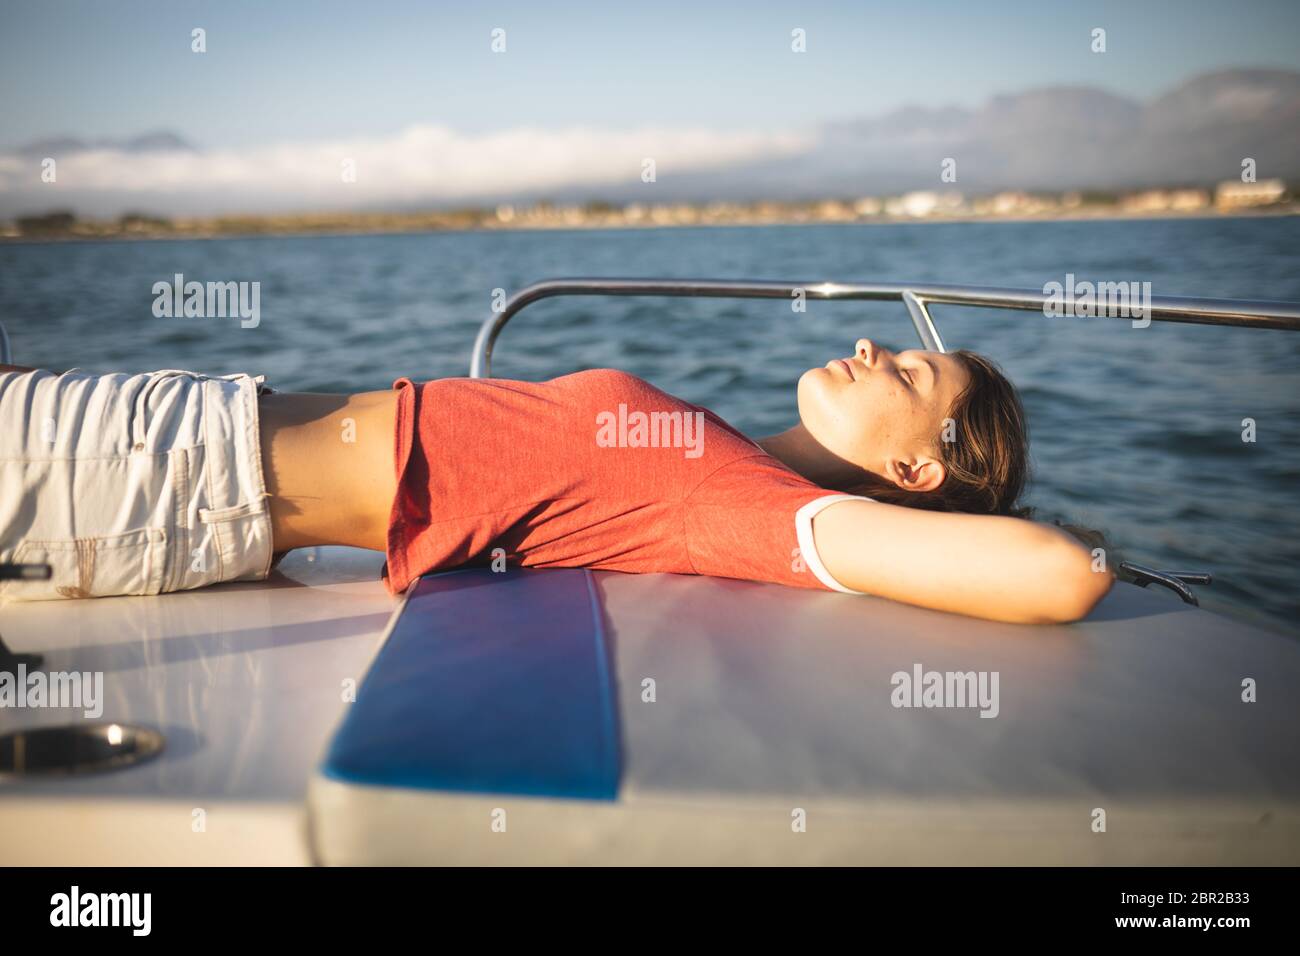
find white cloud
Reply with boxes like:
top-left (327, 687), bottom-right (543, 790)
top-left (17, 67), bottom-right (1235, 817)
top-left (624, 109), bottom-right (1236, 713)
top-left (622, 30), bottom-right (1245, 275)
top-left (0, 123), bottom-right (814, 215)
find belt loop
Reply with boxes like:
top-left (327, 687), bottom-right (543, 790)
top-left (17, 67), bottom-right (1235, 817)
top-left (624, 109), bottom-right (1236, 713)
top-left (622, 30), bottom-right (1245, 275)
top-left (132, 370), bottom-right (193, 452)
top-left (131, 375), bottom-right (152, 451)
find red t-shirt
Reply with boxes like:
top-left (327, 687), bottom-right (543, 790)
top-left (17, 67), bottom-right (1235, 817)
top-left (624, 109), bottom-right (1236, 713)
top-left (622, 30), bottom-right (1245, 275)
top-left (383, 369), bottom-right (868, 595)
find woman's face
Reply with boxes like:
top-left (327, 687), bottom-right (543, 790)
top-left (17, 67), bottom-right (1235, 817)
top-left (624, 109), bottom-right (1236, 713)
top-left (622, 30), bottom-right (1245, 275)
top-left (798, 338), bottom-right (971, 485)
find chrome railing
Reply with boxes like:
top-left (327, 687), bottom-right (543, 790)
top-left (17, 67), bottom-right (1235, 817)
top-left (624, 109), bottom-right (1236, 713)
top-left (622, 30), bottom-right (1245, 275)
top-left (469, 277), bottom-right (1300, 378)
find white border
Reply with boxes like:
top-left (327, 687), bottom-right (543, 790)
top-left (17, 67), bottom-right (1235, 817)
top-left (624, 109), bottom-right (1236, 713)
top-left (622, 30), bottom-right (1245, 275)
top-left (794, 494), bottom-right (872, 594)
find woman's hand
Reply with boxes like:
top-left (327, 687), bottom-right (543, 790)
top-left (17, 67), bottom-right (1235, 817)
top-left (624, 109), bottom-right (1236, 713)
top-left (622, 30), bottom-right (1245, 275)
top-left (811, 499), bottom-right (1113, 624)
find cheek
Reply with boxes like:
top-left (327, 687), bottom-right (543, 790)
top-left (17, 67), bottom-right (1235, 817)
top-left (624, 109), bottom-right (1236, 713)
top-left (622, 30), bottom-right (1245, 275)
top-left (799, 372), bottom-right (873, 460)
top-left (796, 369), bottom-right (829, 424)
top-left (799, 369), bottom-right (846, 418)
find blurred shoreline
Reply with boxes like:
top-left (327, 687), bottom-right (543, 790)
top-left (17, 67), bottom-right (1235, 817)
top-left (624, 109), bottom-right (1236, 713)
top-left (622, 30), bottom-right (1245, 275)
top-left (5, 180), bottom-right (1295, 243)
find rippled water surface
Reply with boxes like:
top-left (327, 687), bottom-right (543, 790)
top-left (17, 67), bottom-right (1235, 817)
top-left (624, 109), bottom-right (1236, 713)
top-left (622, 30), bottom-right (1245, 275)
top-left (3, 218), bottom-right (1298, 634)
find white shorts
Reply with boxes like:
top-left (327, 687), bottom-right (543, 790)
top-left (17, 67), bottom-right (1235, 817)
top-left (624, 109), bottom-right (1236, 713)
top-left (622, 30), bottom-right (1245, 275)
top-left (0, 368), bottom-right (275, 602)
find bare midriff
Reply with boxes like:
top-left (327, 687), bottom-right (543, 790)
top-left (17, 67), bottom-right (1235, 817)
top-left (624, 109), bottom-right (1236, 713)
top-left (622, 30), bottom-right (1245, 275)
top-left (257, 389), bottom-right (399, 553)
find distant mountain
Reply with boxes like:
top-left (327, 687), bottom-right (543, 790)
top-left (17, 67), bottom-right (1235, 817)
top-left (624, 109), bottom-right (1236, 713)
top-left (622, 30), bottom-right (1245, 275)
top-left (579, 68), bottom-right (1300, 203)
top-left (13, 130), bottom-right (195, 158)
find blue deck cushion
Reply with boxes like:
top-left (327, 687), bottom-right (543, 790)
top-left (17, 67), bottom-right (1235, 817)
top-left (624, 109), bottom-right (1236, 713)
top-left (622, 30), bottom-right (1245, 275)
top-left (320, 567), bottom-right (620, 800)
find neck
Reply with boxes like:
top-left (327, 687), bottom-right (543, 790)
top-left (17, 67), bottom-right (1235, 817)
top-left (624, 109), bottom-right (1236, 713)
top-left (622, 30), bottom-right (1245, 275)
top-left (756, 424), bottom-right (867, 490)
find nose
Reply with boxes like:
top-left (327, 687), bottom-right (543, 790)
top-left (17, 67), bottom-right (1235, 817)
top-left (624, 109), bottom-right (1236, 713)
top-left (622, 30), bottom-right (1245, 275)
top-left (855, 338), bottom-right (888, 367)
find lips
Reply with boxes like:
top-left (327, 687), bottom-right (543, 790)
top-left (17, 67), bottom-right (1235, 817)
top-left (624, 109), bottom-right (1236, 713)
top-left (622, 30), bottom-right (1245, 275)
top-left (830, 358), bottom-right (855, 380)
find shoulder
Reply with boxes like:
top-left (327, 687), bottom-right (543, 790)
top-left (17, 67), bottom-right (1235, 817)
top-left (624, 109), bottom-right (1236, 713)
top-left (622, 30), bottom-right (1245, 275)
top-left (546, 368), bottom-right (704, 411)
top-left (553, 367), bottom-right (657, 396)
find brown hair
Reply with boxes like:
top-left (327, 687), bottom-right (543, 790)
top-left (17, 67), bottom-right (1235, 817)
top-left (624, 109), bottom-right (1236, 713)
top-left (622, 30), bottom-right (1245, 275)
top-left (831, 350), bottom-right (1030, 516)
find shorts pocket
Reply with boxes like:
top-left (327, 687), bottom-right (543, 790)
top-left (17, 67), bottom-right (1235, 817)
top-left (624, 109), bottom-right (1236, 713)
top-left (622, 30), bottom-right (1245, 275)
top-left (3, 528), bottom-right (169, 601)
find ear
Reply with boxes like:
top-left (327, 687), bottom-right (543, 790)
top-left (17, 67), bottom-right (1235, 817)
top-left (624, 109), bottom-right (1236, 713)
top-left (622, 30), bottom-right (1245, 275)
top-left (886, 454), bottom-right (947, 494)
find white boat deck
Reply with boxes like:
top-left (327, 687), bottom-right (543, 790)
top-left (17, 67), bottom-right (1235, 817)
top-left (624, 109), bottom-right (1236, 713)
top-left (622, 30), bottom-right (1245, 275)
top-left (2, 546), bottom-right (1298, 865)
top-left (0, 547), bottom-right (396, 865)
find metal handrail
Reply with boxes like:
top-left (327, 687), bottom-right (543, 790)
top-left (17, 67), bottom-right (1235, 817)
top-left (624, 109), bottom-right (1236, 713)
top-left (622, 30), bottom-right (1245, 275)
top-left (1119, 562), bottom-right (1210, 607)
top-left (469, 277), bottom-right (1300, 378)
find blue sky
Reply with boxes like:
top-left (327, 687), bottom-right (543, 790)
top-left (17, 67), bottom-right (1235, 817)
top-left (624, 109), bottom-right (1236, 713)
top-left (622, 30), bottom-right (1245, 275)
top-left (3, 0), bottom-right (1298, 148)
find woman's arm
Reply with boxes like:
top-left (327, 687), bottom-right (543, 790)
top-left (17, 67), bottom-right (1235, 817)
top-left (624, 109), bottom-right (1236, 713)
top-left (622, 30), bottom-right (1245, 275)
top-left (811, 499), bottom-right (1112, 624)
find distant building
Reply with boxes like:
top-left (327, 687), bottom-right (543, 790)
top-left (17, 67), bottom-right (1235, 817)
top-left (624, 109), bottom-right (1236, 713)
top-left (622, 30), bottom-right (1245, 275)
top-left (893, 191), bottom-right (936, 217)
top-left (885, 191), bottom-right (963, 218)
top-left (815, 199), bottom-right (855, 221)
top-left (853, 197), bottom-right (883, 217)
top-left (647, 203), bottom-right (699, 225)
top-left (1121, 189), bottom-right (1210, 213)
top-left (990, 191), bottom-right (1037, 216)
top-left (1169, 189), bottom-right (1210, 211)
top-left (1215, 179), bottom-right (1286, 209)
